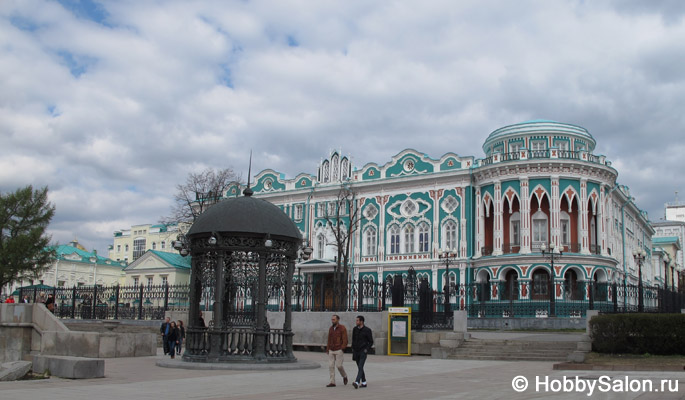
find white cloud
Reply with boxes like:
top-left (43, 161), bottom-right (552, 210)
top-left (1, 0), bottom-right (684, 252)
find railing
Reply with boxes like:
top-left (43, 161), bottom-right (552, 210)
top-left (502, 243), bottom-right (520, 254)
top-left (478, 149), bottom-right (609, 166)
top-left (481, 246), bottom-right (494, 256)
top-left (564, 243), bottom-right (581, 253)
top-left (26, 280), bottom-right (684, 328)
top-left (589, 244), bottom-right (601, 255)
top-left (529, 149), bottom-right (550, 159)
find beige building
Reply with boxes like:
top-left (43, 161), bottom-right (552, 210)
top-left (108, 223), bottom-right (187, 264)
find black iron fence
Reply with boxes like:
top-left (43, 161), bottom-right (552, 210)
top-left (21, 279), bottom-right (685, 330)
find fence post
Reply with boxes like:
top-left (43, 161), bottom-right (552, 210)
top-left (588, 281), bottom-right (594, 310)
top-left (71, 285), bottom-right (77, 319)
top-left (114, 284), bottom-right (120, 320)
top-left (138, 284), bottom-right (144, 320)
top-left (164, 283), bottom-right (169, 311)
top-left (381, 280), bottom-right (386, 310)
top-left (357, 279), bottom-right (362, 312)
top-left (612, 283), bottom-right (618, 312)
top-left (92, 284), bottom-right (98, 319)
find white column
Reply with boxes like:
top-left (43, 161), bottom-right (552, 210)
top-left (475, 187), bottom-right (483, 257)
top-left (493, 181), bottom-right (503, 256)
top-left (459, 188), bottom-right (467, 258)
top-left (580, 179), bottom-right (590, 254)
top-left (550, 176), bottom-right (561, 249)
top-left (520, 178), bottom-right (531, 253)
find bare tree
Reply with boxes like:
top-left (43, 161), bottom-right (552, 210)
top-left (322, 186), bottom-right (364, 310)
top-left (163, 167), bottom-right (240, 224)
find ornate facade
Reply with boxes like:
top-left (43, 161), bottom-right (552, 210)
top-left (229, 121), bottom-right (656, 313)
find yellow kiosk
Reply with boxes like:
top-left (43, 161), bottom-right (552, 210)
top-left (387, 307), bottom-right (411, 356)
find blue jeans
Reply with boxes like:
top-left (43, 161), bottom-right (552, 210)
top-left (354, 351), bottom-right (367, 383)
top-left (168, 341), bottom-right (176, 357)
top-left (177, 338), bottom-right (183, 354)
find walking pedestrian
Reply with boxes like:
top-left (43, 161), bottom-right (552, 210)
top-left (326, 314), bottom-right (348, 387)
top-left (160, 317), bottom-right (171, 355)
top-left (176, 320), bottom-right (185, 355)
top-left (45, 293), bottom-right (55, 313)
top-left (167, 321), bottom-right (180, 359)
top-left (351, 315), bottom-right (373, 389)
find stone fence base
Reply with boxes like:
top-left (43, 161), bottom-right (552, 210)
top-left (468, 317), bottom-right (586, 330)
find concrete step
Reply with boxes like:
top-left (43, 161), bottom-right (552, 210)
top-left (448, 354), bottom-right (568, 361)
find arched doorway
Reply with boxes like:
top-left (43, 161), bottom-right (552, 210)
top-left (563, 269), bottom-right (580, 300)
top-left (531, 269), bottom-right (550, 300)
top-left (502, 270), bottom-right (519, 301)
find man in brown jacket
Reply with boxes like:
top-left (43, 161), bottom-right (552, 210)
top-left (326, 314), bottom-right (348, 387)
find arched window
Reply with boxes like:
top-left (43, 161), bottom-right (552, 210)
top-left (364, 227), bottom-right (377, 256)
top-left (510, 212), bottom-right (520, 245)
top-left (560, 211), bottom-right (570, 246)
top-left (341, 158), bottom-right (349, 180)
top-left (444, 220), bottom-right (457, 250)
top-left (331, 154), bottom-right (339, 181)
top-left (389, 225), bottom-right (400, 254)
top-left (418, 222), bottom-right (430, 252)
top-left (404, 225), bottom-right (415, 253)
top-left (532, 210), bottom-right (548, 246)
top-left (322, 161), bottom-right (330, 183)
top-left (317, 234), bottom-right (326, 259)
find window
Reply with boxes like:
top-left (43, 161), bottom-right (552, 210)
top-left (117, 245), bottom-right (121, 252)
top-left (418, 223), bottom-right (430, 252)
top-left (532, 211), bottom-right (548, 244)
top-left (389, 226), bottom-right (400, 254)
top-left (328, 202), bottom-right (336, 216)
top-left (364, 227), bottom-right (377, 256)
top-left (58, 280), bottom-right (66, 287)
top-left (444, 221), bottom-right (457, 250)
top-left (557, 141), bottom-right (569, 151)
top-left (294, 204), bottom-right (303, 221)
top-left (133, 238), bottom-right (146, 260)
top-left (401, 199), bottom-right (418, 217)
top-left (341, 158), bottom-right (349, 180)
top-left (317, 234), bottom-right (325, 259)
top-left (404, 225), bottom-right (415, 253)
top-left (125, 244), bottom-right (129, 252)
top-left (318, 203), bottom-right (326, 217)
top-left (531, 141), bottom-right (546, 150)
top-left (322, 161), bottom-right (330, 183)
top-left (442, 195), bottom-right (458, 214)
top-left (510, 142), bottom-right (522, 153)
top-left (560, 211), bottom-right (570, 245)
top-left (161, 276), bottom-right (168, 286)
top-left (147, 277), bottom-right (153, 288)
top-left (152, 242), bottom-right (157, 250)
top-left (364, 204), bottom-right (378, 220)
top-left (510, 212), bottom-right (520, 245)
top-left (133, 277), bottom-right (139, 288)
top-left (161, 241), bottom-right (166, 250)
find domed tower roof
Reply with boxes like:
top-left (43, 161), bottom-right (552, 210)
top-left (482, 120), bottom-right (596, 155)
top-left (187, 189), bottom-right (302, 241)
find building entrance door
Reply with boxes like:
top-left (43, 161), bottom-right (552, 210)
top-left (313, 273), bottom-right (334, 311)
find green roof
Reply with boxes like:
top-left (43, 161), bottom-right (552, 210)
top-left (149, 250), bottom-right (191, 269)
top-left (52, 245), bottom-right (126, 268)
top-left (652, 236), bottom-right (679, 244)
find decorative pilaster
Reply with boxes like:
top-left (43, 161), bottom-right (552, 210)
top-left (580, 179), bottom-right (590, 254)
top-left (457, 187), bottom-right (467, 258)
top-left (493, 181), bottom-right (503, 256)
top-left (520, 178), bottom-right (531, 253)
top-left (550, 176), bottom-right (561, 249)
top-left (475, 187), bottom-right (483, 257)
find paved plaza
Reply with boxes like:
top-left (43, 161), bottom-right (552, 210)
top-left (1, 349), bottom-right (683, 400)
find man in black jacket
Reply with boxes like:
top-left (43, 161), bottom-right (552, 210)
top-left (351, 315), bottom-right (373, 388)
top-left (160, 317), bottom-right (171, 355)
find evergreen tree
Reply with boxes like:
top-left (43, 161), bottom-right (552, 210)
top-left (0, 186), bottom-right (56, 296)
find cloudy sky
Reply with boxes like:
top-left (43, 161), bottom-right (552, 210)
top-left (2, 0), bottom-right (684, 254)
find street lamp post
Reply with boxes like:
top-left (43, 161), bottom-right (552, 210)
top-left (540, 243), bottom-right (561, 317)
top-left (296, 241), bottom-right (313, 311)
top-left (438, 248), bottom-right (457, 313)
top-left (632, 249), bottom-right (647, 312)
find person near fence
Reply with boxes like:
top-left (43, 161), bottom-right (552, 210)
top-left (351, 315), bottom-right (373, 389)
top-left (45, 293), bottom-right (55, 313)
top-left (22, 295), bottom-right (30, 303)
top-left (4, 296), bottom-right (14, 303)
top-left (326, 314), bottom-right (349, 387)
top-left (160, 317), bottom-right (171, 355)
top-left (176, 320), bottom-right (185, 355)
top-left (166, 321), bottom-right (180, 359)
top-left (38, 292), bottom-right (46, 304)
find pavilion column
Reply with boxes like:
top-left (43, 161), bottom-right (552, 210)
top-left (210, 252), bottom-right (225, 359)
top-left (283, 259), bottom-right (295, 360)
top-left (254, 253), bottom-right (268, 361)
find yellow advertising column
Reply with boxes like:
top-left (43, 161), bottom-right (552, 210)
top-left (387, 307), bottom-right (411, 356)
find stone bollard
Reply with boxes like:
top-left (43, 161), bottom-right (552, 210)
top-left (453, 310), bottom-right (467, 333)
top-left (585, 310), bottom-right (599, 336)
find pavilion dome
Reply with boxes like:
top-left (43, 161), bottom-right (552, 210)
top-left (187, 190), bottom-right (302, 240)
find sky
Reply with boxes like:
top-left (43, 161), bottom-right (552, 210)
top-left (1, 0), bottom-right (685, 255)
